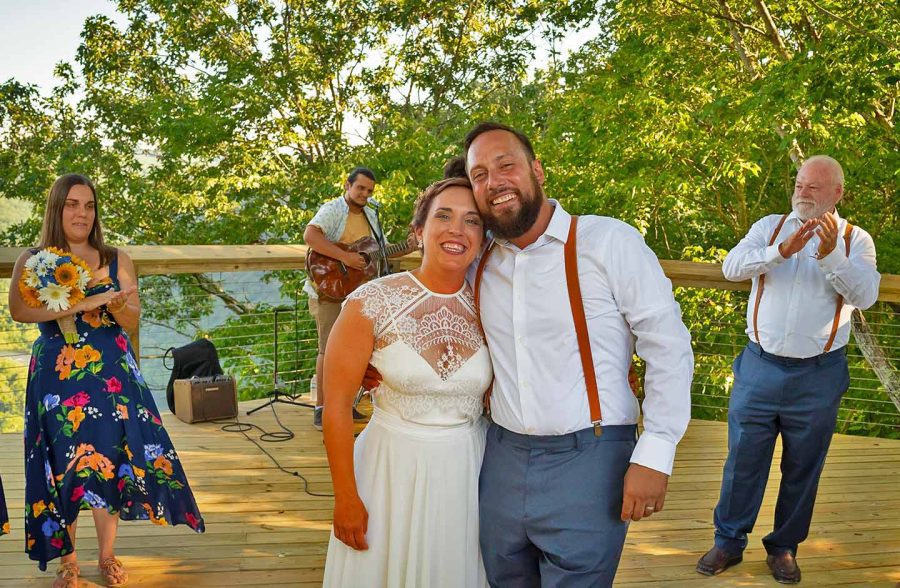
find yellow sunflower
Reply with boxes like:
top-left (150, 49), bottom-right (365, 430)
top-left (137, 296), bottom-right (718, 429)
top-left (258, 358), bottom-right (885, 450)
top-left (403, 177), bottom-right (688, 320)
top-left (71, 254), bottom-right (92, 275)
top-left (54, 262), bottom-right (80, 287)
top-left (18, 278), bottom-right (43, 308)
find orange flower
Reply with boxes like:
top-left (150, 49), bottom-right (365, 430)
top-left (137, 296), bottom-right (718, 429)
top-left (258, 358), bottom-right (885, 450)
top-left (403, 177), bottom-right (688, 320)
top-left (66, 443), bottom-right (95, 472)
top-left (27, 535), bottom-right (35, 550)
top-left (18, 278), bottom-right (42, 308)
top-left (73, 345), bottom-right (101, 369)
top-left (132, 466), bottom-right (145, 479)
top-left (82, 310), bottom-right (102, 328)
top-left (117, 404), bottom-right (129, 420)
top-left (57, 363), bottom-right (72, 381)
top-left (32, 500), bottom-right (47, 518)
top-left (68, 288), bottom-right (85, 306)
top-left (1, 522), bottom-right (9, 535)
top-left (73, 348), bottom-right (89, 369)
top-left (75, 451), bottom-right (115, 480)
top-left (56, 346), bottom-right (76, 370)
top-left (85, 345), bottom-right (101, 363)
top-left (143, 503), bottom-right (168, 527)
top-left (71, 254), bottom-right (91, 276)
top-left (153, 455), bottom-right (174, 476)
top-left (67, 406), bottom-right (85, 432)
top-left (54, 263), bottom-right (79, 287)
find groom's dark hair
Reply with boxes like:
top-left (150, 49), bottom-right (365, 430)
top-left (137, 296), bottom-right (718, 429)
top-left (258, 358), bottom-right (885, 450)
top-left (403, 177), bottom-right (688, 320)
top-left (463, 122), bottom-right (536, 162)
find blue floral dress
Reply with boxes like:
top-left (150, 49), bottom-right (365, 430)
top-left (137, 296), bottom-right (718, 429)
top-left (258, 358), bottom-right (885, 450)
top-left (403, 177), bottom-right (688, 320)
top-left (23, 252), bottom-right (204, 570)
top-left (0, 474), bottom-right (8, 536)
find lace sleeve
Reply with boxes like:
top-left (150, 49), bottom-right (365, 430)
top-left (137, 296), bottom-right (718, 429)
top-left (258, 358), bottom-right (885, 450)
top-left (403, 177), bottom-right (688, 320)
top-left (344, 275), bottom-right (424, 338)
top-left (343, 281), bottom-right (386, 333)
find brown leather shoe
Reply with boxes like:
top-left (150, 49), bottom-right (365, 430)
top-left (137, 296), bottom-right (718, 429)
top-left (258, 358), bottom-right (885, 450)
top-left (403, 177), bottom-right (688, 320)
top-left (767, 551), bottom-right (801, 584)
top-left (696, 546), bottom-right (743, 576)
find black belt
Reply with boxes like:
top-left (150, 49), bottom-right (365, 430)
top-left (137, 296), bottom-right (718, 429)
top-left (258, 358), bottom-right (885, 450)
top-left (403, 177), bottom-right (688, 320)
top-left (747, 341), bottom-right (846, 367)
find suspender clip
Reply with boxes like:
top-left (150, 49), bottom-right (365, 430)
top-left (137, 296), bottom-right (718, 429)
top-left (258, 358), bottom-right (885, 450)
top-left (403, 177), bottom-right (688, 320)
top-left (593, 421), bottom-right (603, 437)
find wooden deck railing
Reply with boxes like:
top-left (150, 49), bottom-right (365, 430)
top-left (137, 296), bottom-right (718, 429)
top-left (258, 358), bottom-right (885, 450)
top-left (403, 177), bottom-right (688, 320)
top-left (2, 244), bottom-right (898, 294)
top-left (2, 244), bottom-right (899, 357)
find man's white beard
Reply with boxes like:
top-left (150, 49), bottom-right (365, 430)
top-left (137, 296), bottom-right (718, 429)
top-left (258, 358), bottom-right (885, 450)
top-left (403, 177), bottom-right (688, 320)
top-left (792, 197), bottom-right (826, 221)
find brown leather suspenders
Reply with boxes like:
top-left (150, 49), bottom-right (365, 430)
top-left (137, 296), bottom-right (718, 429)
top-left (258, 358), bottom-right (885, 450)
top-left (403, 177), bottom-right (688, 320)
top-left (825, 222), bottom-right (854, 352)
top-left (752, 214), bottom-right (789, 347)
top-left (753, 215), bottom-right (854, 353)
top-left (474, 216), bottom-right (604, 436)
top-left (563, 217), bottom-right (604, 435)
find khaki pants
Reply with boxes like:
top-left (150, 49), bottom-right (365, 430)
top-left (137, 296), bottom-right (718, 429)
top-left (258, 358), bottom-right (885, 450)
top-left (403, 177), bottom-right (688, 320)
top-left (309, 297), bottom-right (343, 357)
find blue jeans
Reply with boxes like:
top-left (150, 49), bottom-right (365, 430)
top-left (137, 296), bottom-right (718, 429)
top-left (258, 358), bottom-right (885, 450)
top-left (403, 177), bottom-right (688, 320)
top-left (714, 342), bottom-right (849, 556)
top-left (480, 423), bottom-right (637, 587)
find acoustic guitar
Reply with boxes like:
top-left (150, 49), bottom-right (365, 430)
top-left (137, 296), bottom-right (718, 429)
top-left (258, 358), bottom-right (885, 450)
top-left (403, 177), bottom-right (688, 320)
top-left (306, 236), bottom-right (411, 301)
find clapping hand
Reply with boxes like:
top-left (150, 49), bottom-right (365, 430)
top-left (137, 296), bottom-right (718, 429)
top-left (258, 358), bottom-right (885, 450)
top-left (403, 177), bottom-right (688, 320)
top-left (815, 212), bottom-right (839, 259)
top-left (778, 219), bottom-right (819, 258)
top-left (78, 286), bottom-right (137, 313)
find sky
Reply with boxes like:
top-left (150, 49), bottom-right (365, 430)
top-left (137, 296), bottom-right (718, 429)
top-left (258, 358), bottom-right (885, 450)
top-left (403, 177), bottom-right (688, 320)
top-left (0, 1), bottom-right (596, 92)
top-left (0, 1), bottom-right (596, 147)
top-left (0, 0), bottom-right (126, 90)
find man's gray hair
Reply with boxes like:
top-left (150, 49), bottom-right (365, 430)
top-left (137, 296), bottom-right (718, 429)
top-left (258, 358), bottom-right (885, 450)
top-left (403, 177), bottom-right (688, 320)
top-left (803, 155), bottom-right (844, 186)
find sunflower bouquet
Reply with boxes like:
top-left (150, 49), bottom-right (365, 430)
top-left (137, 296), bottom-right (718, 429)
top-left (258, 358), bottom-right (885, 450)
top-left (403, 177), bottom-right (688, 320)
top-left (19, 247), bottom-right (92, 343)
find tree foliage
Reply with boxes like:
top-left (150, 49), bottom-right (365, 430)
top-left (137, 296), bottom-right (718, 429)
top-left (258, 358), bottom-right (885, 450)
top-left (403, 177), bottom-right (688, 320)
top-left (0, 1), bottom-right (896, 431)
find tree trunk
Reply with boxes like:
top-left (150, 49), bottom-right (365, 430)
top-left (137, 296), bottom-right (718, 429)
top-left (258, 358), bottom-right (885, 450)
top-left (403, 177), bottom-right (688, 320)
top-left (851, 309), bottom-right (900, 414)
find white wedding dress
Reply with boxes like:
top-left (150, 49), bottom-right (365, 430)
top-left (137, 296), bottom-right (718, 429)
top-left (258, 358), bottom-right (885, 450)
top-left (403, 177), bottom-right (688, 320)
top-left (323, 272), bottom-right (492, 588)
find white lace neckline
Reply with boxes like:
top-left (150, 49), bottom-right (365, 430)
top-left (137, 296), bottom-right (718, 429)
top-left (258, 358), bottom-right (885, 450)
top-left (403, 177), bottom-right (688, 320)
top-left (405, 271), bottom-right (466, 298)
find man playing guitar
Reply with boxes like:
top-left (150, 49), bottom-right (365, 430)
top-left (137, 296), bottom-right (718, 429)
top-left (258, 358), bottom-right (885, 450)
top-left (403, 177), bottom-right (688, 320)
top-left (303, 166), bottom-right (415, 430)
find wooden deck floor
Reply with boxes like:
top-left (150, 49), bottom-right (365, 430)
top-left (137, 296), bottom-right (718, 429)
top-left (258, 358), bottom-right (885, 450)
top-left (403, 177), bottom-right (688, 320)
top-left (1, 399), bottom-right (898, 587)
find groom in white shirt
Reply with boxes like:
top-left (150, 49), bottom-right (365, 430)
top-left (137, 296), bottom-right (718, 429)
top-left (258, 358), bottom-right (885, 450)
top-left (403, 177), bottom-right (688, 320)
top-left (464, 122), bottom-right (694, 587)
top-left (696, 156), bottom-right (880, 583)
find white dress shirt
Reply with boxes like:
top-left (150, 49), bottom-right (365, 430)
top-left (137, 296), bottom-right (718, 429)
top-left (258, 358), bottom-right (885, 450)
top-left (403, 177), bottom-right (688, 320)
top-left (722, 210), bottom-right (880, 358)
top-left (474, 201), bottom-right (694, 475)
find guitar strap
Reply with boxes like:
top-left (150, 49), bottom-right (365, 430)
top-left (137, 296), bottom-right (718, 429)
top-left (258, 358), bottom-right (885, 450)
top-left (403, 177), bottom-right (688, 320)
top-left (361, 207), bottom-right (390, 277)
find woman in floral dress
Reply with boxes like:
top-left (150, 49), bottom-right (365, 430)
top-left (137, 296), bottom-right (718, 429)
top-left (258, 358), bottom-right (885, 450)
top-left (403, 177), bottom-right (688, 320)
top-left (8, 174), bottom-right (204, 587)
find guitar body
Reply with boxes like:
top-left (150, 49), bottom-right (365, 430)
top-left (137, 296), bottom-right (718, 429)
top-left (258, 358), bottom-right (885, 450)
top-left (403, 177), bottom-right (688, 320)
top-left (306, 236), bottom-right (382, 301)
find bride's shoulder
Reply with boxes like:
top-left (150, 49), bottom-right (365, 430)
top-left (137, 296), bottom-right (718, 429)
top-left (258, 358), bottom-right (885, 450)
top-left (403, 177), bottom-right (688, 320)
top-left (345, 272), bottom-right (421, 321)
top-left (348, 272), bottom-right (418, 299)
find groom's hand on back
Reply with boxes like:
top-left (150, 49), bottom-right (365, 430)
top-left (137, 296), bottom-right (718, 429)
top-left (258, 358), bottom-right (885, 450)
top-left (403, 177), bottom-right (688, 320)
top-left (362, 364), bottom-right (382, 391)
top-left (621, 463), bottom-right (668, 522)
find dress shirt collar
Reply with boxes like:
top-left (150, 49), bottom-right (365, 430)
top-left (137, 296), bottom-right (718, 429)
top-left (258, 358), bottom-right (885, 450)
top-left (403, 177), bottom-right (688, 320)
top-left (785, 207), bottom-right (843, 225)
top-left (492, 199), bottom-right (570, 252)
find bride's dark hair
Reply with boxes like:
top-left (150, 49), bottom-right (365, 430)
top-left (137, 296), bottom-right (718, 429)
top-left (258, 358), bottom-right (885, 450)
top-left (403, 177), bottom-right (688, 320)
top-left (411, 177), bottom-right (481, 233)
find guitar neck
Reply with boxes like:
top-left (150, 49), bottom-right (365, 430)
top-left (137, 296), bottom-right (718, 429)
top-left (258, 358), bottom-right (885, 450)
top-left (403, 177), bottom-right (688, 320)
top-left (374, 241), bottom-right (411, 261)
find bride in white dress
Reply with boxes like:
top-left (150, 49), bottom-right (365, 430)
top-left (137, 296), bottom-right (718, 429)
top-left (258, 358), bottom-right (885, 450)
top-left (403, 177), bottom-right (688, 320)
top-left (322, 177), bottom-right (492, 587)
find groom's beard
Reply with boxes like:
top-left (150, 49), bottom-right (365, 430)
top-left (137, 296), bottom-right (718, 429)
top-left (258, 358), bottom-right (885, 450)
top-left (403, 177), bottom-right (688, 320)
top-left (482, 172), bottom-right (544, 240)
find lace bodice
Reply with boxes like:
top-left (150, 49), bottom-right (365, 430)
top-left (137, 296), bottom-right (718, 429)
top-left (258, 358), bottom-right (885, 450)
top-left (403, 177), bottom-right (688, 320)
top-left (346, 272), bottom-right (492, 425)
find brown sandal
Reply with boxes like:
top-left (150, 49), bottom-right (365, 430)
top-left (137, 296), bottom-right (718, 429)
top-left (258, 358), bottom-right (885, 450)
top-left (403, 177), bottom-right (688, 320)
top-left (98, 556), bottom-right (129, 587)
top-left (53, 562), bottom-right (80, 588)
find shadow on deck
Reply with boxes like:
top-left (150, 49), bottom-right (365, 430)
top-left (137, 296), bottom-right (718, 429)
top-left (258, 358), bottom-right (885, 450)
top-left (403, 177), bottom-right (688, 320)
top-left (1, 399), bottom-right (898, 587)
